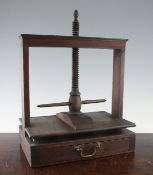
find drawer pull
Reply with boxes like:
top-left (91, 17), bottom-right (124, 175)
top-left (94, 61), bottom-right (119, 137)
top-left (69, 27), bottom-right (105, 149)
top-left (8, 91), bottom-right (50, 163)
top-left (74, 142), bottom-right (101, 158)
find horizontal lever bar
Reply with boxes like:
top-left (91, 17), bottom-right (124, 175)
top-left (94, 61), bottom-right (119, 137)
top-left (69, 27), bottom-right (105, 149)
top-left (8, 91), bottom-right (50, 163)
top-left (37, 102), bottom-right (70, 108)
top-left (82, 99), bottom-right (106, 104)
top-left (37, 99), bottom-right (106, 108)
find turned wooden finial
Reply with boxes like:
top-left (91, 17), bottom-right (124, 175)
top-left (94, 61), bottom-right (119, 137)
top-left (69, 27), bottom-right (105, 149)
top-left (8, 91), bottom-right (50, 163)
top-left (74, 9), bottom-right (79, 20)
top-left (72, 10), bottom-right (79, 36)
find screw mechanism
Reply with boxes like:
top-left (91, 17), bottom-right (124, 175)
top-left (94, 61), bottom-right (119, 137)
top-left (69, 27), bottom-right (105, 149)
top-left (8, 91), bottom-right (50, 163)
top-left (37, 10), bottom-right (106, 113)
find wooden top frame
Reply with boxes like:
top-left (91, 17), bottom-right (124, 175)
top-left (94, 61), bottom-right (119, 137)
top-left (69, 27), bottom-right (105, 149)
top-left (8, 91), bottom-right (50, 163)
top-left (21, 34), bottom-right (127, 130)
top-left (21, 34), bottom-right (127, 49)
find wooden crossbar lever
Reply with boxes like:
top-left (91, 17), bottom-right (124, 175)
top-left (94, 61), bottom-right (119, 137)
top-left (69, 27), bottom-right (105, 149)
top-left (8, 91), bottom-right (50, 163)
top-left (37, 99), bottom-right (106, 108)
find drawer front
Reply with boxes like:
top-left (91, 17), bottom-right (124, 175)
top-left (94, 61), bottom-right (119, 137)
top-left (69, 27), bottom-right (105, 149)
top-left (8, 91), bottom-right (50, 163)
top-left (32, 137), bottom-right (130, 166)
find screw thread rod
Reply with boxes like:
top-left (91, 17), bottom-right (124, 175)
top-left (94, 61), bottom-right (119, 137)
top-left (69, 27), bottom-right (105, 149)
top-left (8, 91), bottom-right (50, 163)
top-left (69, 10), bottom-right (81, 113)
top-left (71, 10), bottom-right (80, 92)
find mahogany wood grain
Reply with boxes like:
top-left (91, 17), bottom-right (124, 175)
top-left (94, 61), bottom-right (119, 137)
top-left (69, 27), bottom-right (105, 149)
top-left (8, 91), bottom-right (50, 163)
top-left (0, 133), bottom-right (152, 175)
top-left (21, 34), bottom-right (127, 49)
top-left (21, 43), bottom-right (30, 128)
top-left (19, 112), bottom-right (135, 139)
top-left (19, 128), bottom-right (135, 167)
top-left (112, 48), bottom-right (125, 118)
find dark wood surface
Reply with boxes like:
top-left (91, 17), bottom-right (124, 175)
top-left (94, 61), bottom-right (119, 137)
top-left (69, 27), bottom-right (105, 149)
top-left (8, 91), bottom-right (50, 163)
top-left (20, 128), bottom-right (135, 167)
top-left (0, 133), bottom-right (153, 175)
top-left (112, 48), bottom-right (125, 118)
top-left (20, 112), bottom-right (135, 139)
top-left (21, 34), bottom-right (127, 49)
top-left (21, 44), bottom-right (30, 128)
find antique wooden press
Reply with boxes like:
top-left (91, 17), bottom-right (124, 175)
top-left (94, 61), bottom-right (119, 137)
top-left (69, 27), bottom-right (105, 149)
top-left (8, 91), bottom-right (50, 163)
top-left (20, 10), bottom-right (136, 167)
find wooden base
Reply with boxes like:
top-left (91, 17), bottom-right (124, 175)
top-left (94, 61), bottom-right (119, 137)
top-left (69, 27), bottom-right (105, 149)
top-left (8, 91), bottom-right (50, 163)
top-left (20, 111), bottom-right (135, 139)
top-left (20, 126), bottom-right (135, 167)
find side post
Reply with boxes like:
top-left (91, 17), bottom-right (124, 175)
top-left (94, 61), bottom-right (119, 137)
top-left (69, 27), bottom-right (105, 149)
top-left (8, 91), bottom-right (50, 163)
top-left (21, 37), bottom-right (30, 131)
top-left (112, 47), bottom-right (125, 118)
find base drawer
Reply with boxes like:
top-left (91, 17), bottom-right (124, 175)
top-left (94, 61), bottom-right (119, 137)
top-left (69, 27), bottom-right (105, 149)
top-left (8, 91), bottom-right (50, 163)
top-left (20, 128), bottom-right (135, 167)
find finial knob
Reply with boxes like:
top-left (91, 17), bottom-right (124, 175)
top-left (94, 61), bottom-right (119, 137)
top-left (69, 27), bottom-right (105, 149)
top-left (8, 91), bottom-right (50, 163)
top-left (74, 10), bottom-right (79, 20)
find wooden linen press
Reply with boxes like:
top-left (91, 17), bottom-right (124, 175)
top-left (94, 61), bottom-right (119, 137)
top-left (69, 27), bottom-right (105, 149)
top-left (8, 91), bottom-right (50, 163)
top-left (20, 10), bottom-right (136, 167)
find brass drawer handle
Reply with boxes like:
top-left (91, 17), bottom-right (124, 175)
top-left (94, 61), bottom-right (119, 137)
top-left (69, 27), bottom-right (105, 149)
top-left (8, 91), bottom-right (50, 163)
top-left (74, 142), bottom-right (101, 158)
